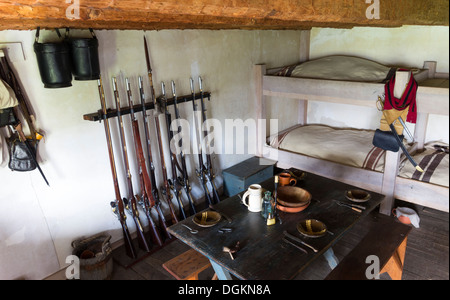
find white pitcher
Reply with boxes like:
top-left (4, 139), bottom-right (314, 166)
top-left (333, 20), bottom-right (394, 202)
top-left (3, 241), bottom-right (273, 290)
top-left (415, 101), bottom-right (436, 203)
top-left (242, 184), bottom-right (264, 212)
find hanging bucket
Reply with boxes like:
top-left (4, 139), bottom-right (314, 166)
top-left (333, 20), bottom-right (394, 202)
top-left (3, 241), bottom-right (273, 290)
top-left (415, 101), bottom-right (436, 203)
top-left (69, 29), bottom-right (100, 81)
top-left (33, 27), bottom-right (72, 88)
top-left (71, 233), bottom-right (113, 280)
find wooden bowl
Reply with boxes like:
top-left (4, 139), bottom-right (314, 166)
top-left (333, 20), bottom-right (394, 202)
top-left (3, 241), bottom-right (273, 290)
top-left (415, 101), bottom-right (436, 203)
top-left (276, 201), bottom-right (310, 213)
top-left (345, 189), bottom-right (371, 203)
top-left (276, 186), bottom-right (312, 207)
top-left (193, 211), bottom-right (221, 227)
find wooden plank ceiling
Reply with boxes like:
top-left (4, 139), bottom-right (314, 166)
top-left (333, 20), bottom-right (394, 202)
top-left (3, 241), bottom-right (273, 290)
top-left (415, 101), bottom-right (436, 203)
top-left (0, 0), bottom-right (448, 31)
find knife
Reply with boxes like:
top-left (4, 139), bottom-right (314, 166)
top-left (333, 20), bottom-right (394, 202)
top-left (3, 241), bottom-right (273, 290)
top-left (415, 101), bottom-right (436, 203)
top-left (334, 200), bottom-right (363, 213)
top-left (283, 231), bottom-right (318, 253)
top-left (333, 200), bottom-right (366, 210)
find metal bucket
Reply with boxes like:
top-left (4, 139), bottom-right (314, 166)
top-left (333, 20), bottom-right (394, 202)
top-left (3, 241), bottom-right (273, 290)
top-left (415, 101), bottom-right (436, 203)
top-left (71, 234), bottom-right (113, 280)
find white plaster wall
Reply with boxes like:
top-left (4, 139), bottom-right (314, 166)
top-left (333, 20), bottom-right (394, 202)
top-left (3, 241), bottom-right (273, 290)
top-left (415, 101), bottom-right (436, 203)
top-left (308, 25), bottom-right (449, 144)
top-left (0, 29), bottom-right (302, 279)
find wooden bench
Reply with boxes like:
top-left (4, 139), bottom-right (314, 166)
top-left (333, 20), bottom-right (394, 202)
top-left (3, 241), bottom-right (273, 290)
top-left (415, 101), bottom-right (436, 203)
top-left (325, 213), bottom-right (412, 280)
top-left (163, 249), bottom-right (217, 280)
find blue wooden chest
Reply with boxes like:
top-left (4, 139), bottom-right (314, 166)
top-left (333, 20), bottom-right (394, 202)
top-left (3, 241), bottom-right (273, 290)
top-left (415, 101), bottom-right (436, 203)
top-left (222, 156), bottom-right (276, 196)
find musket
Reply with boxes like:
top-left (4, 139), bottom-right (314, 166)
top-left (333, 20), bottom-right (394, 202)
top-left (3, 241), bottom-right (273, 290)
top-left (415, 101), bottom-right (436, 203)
top-left (198, 76), bottom-right (221, 204)
top-left (2, 53), bottom-right (48, 186)
top-left (170, 80), bottom-right (197, 215)
top-left (97, 77), bottom-right (136, 259)
top-left (190, 78), bottom-right (213, 207)
top-left (1, 52), bottom-right (41, 143)
top-left (112, 76), bottom-right (150, 252)
top-left (126, 77), bottom-right (163, 247)
top-left (161, 82), bottom-right (187, 220)
top-left (143, 36), bottom-right (179, 225)
top-left (138, 76), bottom-right (171, 241)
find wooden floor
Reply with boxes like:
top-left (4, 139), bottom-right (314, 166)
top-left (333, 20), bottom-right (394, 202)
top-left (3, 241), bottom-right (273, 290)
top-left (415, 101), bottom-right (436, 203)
top-left (110, 201), bottom-right (449, 280)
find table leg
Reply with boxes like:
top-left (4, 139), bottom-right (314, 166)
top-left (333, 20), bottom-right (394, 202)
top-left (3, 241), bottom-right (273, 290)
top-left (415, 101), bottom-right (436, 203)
top-left (324, 248), bottom-right (339, 269)
top-left (209, 259), bottom-right (233, 280)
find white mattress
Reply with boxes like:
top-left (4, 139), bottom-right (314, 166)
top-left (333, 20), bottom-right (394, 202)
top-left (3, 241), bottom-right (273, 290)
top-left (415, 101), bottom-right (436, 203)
top-left (269, 124), bottom-right (387, 172)
top-left (275, 55), bottom-right (420, 83)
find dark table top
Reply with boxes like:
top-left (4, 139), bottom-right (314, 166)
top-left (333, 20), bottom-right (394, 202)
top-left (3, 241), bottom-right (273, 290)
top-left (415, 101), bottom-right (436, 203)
top-left (168, 171), bottom-right (385, 280)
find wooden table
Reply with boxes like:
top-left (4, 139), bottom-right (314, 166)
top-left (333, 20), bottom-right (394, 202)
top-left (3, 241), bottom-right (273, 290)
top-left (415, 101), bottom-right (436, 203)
top-left (168, 172), bottom-right (385, 280)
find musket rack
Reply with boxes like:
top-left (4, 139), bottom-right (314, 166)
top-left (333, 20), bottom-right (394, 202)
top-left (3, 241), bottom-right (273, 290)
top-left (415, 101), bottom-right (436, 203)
top-left (83, 92), bottom-right (211, 122)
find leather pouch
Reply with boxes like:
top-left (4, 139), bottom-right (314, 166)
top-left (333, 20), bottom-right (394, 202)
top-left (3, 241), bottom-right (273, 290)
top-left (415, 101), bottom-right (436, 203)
top-left (372, 129), bottom-right (404, 152)
top-left (8, 134), bottom-right (37, 171)
top-left (0, 107), bottom-right (17, 127)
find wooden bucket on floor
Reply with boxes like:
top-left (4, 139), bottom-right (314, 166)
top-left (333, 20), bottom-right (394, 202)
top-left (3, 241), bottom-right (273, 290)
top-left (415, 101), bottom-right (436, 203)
top-left (72, 234), bottom-right (113, 280)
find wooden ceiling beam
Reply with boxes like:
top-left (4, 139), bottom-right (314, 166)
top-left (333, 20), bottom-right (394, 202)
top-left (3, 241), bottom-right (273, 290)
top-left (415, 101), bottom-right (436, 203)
top-left (0, 0), bottom-right (448, 31)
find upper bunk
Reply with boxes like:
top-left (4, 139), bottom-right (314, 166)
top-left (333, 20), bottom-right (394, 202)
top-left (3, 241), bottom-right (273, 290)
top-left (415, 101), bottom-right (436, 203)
top-left (258, 55), bottom-right (449, 117)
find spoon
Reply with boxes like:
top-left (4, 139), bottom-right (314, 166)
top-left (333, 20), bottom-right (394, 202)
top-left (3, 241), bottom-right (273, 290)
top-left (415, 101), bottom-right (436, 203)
top-left (181, 224), bottom-right (198, 234)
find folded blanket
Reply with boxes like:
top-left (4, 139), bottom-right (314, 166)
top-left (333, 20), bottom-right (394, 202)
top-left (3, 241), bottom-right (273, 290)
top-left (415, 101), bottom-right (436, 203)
top-left (398, 142), bottom-right (449, 187)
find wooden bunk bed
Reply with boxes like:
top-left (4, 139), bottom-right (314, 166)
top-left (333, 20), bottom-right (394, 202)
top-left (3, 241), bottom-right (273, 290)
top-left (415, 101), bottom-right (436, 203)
top-left (254, 57), bottom-right (449, 215)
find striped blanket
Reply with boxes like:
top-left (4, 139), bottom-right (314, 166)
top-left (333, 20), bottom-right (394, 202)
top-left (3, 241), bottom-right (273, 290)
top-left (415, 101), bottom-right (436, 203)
top-left (399, 142), bottom-right (449, 187)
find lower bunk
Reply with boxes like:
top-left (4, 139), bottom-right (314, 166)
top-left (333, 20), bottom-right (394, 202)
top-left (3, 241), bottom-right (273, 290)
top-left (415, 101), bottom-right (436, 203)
top-left (264, 124), bottom-right (449, 213)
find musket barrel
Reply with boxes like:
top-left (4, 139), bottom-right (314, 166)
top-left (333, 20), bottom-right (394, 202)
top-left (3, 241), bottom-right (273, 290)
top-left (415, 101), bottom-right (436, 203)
top-left (190, 77), bottom-right (212, 208)
top-left (197, 76), bottom-right (220, 204)
top-left (114, 76), bottom-right (151, 252)
top-left (98, 76), bottom-right (137, 259)
top-left (138, 76), bottom-right (171, 241)
top-left (144, 37), bottom-right (179, 225)
top-left (127, 77), bottom-right (164, 246)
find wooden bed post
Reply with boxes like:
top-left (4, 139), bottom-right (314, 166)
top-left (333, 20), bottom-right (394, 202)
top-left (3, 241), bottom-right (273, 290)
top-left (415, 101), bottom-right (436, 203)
top-left (379, 71), bottom-right (411, 215)
top-left (379, 150), bottom-right (401, 215)
top-left (299, 30), bottom-right (310, 63)
top-left (298, 30), bottom-right (311, 126)
top-left (423, 61), bottom-right (437, 78)
top-left (254, 64), bottom-right (266, 157)
top-left (414, 61), bottom-right (437, 149)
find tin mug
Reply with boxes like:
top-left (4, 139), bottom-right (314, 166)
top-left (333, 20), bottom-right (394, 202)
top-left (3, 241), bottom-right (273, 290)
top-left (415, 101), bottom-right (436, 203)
top-left (242, 184), bottom-right (264, 212)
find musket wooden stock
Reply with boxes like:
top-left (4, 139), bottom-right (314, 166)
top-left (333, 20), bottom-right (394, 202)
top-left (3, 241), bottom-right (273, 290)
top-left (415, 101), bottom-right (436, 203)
top-left (138, 76), bottom-right (172, 241)
top-left (126, 78), bottom-right (163, 247)
top-left (113, 76), bottom-right (151, 253)
top-left (97, 77), bottom-right (137, 259)
top-left (144, 36), bottom-right (179, 225)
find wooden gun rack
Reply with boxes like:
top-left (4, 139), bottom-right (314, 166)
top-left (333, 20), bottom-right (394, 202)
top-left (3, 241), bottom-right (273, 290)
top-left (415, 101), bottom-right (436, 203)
top-left (83, 92), bottom-right (211, 122)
